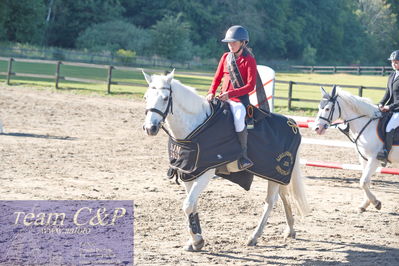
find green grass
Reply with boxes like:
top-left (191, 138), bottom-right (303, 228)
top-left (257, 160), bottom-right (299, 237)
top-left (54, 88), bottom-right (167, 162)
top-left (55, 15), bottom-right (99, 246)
top-left (0, 59), bottom-right (389, 116)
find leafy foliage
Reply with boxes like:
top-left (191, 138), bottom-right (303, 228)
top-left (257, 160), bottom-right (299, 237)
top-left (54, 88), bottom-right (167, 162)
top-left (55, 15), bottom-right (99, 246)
top-left (76, 20), bottom-right (151, 55)
top-left (0, 0), bottom-right (398, 65)
top-left (0, 0), bottom-right (45, 44)
top-left (45, 0), bottom-right (124, 48)
top-left (116, 49), bottom-right (136, 65)
top-left (150, 14), bottom-right (193, 60)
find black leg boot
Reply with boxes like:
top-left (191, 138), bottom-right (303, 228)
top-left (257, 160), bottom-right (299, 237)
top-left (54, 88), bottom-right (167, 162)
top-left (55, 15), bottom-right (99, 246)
top-left (237, 128), bottom-right (254, 170)
top-left (377, 130), bottom-right (394, 165)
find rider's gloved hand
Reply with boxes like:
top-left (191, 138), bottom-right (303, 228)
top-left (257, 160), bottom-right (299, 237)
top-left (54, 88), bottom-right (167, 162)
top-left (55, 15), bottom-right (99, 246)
top-left (206, 93), bottom-right (215, 102)
top-left (380, 105), bottom-right (390, 112)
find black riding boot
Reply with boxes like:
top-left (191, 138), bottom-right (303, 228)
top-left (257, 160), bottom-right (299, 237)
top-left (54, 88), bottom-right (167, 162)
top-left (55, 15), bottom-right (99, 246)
top-left (377, 130), bottom-right (395, 164)
top-left (237, 128), bottom-right (254, 170)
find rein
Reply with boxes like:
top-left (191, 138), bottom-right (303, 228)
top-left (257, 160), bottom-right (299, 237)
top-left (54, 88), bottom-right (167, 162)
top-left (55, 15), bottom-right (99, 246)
top-left (334, 117), bottom-right (377, 161)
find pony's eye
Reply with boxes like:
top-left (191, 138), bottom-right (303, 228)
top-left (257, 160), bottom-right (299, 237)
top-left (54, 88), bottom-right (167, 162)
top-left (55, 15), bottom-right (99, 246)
top-left (163, 96), bottom-right (169, 102)
top-left (325, 108), bottom-right (330, 111)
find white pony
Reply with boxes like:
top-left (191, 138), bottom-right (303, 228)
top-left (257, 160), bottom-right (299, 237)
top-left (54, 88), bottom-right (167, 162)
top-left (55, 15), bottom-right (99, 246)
top-left (314, 86), bottom-right (399, 212)
top-left (142, 70), bottom-right (309, 251)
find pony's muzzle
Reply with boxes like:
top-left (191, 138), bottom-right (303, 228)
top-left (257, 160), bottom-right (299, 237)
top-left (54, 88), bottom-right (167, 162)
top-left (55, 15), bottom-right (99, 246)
top-left (314, 124), bottom-right (327, 135)
top-left (144, 123), bottom-right (160, 136)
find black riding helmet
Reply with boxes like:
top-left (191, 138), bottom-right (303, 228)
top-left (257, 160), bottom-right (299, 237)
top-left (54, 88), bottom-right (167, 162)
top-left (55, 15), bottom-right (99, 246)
top-left (388, 50), bottom-right (399, 61)
top-left (222, 25), bottom-right (249, 43)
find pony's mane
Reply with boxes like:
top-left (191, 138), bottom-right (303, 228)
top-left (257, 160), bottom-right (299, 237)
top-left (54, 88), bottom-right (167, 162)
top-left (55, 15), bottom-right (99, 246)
top-left (171, 79), bottom-right (208, 114)
top-left (337, 88), bottom-right (378, 117)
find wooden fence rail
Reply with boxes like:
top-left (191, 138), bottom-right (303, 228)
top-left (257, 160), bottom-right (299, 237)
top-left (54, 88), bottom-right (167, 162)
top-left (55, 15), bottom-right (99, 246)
top-left (292, 65), bottom-right (391, 75)
top-left (0, 57), bottom-right (386, 110)
top-left (274, 80), bottom-right (385, 110)
top-left (0, 57), bottom-right (210, 92)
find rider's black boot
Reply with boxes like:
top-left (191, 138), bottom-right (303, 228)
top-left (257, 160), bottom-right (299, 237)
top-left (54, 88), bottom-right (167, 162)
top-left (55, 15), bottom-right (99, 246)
top-left (237, 128), bottom-right (254, 170)
top-left (377, 130), bottom-right (394, 165)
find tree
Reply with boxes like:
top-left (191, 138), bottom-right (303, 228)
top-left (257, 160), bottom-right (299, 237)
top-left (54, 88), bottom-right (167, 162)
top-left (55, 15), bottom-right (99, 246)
top-left (0, 0), bottom-right (46, 44)
top-left (167, 0), bottom-right (228, 57)
top-left (1, 0), bottom-right (397, 65)
top-left (355, 0), bottom-right (397, 63)
top-left (385, 0), bottom-right (399, 46)
top-left (46, 0), bottom-right (124, 48)
top-left (119, 0), bottom-right (170, 28)
top-left (0, 1), bottom-right (8, 40)
top-left (150, 14), bottom-right (193, 60)
top-left (76, 20), bottom-right (151, 55)
top-left (249, 0), bottom-right (292, 59)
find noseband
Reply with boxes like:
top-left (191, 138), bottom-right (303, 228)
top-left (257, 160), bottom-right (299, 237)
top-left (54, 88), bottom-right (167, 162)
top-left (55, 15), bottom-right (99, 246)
top-left (145, 86), bottom-right (173, 123)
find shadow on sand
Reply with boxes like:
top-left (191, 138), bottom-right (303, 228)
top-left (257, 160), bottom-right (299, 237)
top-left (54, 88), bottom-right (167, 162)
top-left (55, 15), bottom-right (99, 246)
top-left (202, 238), bottom-right (399, 265)
top-left (0, 132), bottom-right (76, 141)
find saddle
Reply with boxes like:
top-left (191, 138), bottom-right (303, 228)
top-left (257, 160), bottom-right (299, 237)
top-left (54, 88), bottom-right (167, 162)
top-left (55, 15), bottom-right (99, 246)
top-left (376, 112), bottom-right (399, 144)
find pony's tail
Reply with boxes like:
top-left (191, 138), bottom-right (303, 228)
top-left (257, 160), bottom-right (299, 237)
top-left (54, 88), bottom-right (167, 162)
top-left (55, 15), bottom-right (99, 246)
top-left (286, 151), bottom-right (310, 216)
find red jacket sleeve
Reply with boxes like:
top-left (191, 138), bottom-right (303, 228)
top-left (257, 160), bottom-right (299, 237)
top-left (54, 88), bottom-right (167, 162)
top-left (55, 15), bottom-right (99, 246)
top-left (208, 53), bottom-right (228, 95)
top-left (227, 55), bottom-right (257, 99)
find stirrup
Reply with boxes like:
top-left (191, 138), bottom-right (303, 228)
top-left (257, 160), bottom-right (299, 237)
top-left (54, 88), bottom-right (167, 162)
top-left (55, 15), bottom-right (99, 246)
top-left (376, 150), bottom-right (390, 166)
top-left (246, 112), bottom-right (254, 129)
top-left (376, 150), bottom-right (388, 161)
top-left (238, 157), bottom-right (253, 170)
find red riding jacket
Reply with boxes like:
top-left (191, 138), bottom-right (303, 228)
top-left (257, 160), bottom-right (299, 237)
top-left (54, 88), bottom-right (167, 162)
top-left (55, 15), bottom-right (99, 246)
top-left (208, 52), bottom-right (257, 102)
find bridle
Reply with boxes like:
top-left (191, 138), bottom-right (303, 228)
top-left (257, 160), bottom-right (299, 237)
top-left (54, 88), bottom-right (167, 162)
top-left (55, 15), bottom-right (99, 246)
top-left (318, 94), bottom-right (342, 129)
top-left (145, 85), bottom-right (173, 124)
top-left (318, 93), bottom-right (377, 161)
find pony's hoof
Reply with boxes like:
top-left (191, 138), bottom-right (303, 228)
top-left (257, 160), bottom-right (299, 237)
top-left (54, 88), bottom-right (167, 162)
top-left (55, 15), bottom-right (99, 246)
top-left (184, 239), bottom-right (204, 252)
top-left (359, 207), bottom-right (366, 213)
top-left (192, 238), bottom-right (204, 251)
top-left (283, 230), bottom-right (296, 240)
top-left (183, 243), bottom-right (195, 252)
top-left (375, 200), bottom-right (382, 210)
top-left (247, 238), bottom-right (257, 246)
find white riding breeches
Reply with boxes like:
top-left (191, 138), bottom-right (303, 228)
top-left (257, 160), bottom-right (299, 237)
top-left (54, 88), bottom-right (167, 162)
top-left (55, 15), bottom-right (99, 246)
top-left (227, 100), bottom-right (246, 132)
top-left (386, 112), bottom-right (399, 132)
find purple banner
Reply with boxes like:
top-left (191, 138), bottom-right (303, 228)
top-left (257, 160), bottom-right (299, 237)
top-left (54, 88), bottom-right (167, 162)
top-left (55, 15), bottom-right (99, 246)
top-left (0, 200), bottom-right (134, 265)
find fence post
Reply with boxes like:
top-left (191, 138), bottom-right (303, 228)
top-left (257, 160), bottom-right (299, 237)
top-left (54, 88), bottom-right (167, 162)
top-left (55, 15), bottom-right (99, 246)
top-left (310, 66), bottom-right (314, 73)
top-left (358, 86), bottom-right (364, 97)
top-left (107, 65), bottom-right (113, 94)
top-left (333, 66), bottom-right (336, 74)
top-left (357, 66), bottom-right (361, 75)
top-left (381, 67), bottom-right (385, 76)
top-left (55, 61), bottom-right (62, 89)
top-left (6, 58), bottom-right (14, 85)
top-left (288, 81), bottom-right (294, 110)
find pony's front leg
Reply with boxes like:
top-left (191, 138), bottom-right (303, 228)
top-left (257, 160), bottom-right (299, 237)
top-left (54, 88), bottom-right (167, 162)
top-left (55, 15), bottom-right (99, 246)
top-left (182, 169), bottom-right (214, 251)
top-left (247, 181), bottom-right (280, 246)
top-left (358, 157), bottom-right (380, 212)
top-left (358, 155), bottom-right (371, 211)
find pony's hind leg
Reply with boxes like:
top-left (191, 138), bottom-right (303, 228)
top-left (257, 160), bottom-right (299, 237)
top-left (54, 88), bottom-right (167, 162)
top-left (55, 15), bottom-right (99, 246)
top-left (279, 186), bottom-right (295, 239)
top-left (359, 158), bottom-right (380, 212)
top-left (247, 181), bottom-right (280, 246)
top-left (182, 170), bottom-right (214, 251)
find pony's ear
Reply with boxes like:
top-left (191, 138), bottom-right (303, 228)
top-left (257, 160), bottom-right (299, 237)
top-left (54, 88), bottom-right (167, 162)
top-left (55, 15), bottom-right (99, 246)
top-left (166, 69), bottom-right (175, 84)
top-left (331, 85), bottom-right (337, 97)
top-left (142, 70), bottom-right (152, 85)
top-left (320, 87), bottom-right (329, 98)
